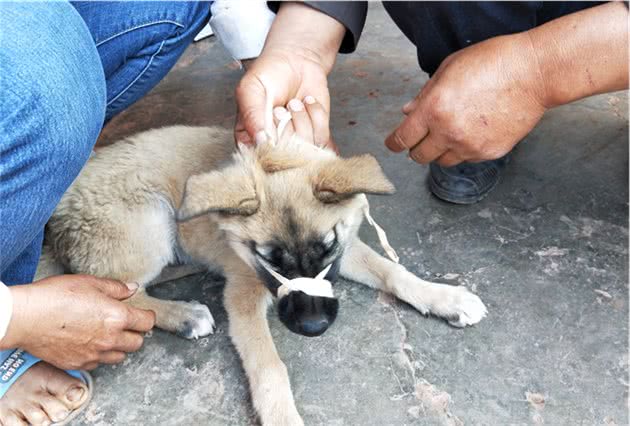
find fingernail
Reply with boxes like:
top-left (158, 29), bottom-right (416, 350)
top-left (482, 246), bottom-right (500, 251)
top-left (403, 100), bottom-right (414, 111)
top-left (126, 282), bottom-right (139, 291)
top-left (66, 386), bottom-right (85, 402)
top-left (255, 130), bottom-right (268, 145)
top-left (304, 95), bottom-right (316, 105)
top-left (288, 98), bottom-right (304, 112)
top-left (273, 106), bottom-right (289, 120)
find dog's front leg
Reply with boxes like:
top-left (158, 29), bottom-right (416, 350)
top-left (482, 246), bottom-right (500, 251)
top-left (222, 259), bottom-right (304, 426)
top-left (125, 288), bottom-right (215, 339)
top-left (340, 238), bottom-right (487, 327)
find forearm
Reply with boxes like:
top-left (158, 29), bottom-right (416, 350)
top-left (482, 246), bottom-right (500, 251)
top-left (527, 1), bottom-right (629, 108)
top-left (263, 2), bottom-right (346, 73)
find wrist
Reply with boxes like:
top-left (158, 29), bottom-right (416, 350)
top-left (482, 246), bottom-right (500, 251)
top-left (0, 285), bottom-right (30, 350)
top-left (522, 28), bottom-right (570, 109)
top-left (264, 2), bottom-right (345, 74)
top-left (523, 2), bottom-right (629, 108)
top-left (517, 31), bottom-right (554, 109)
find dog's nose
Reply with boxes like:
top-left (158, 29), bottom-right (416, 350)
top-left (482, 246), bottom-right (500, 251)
top-left (299, 317), bottom-right (330, 337)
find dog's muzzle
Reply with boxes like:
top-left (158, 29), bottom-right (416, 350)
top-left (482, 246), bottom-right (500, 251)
top-left (277, 291), bottom-right (338, 337)
top-left (261, 262), bottom-right (338, 337)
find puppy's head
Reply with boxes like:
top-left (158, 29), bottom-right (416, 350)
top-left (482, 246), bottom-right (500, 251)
top-left (178, 141), bottom-right (395, 337)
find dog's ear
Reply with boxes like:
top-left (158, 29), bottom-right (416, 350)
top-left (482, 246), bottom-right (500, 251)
top-left (177, 166), bottom-right (259, 221)
top-left (313, 154), bottom-right (395, 203)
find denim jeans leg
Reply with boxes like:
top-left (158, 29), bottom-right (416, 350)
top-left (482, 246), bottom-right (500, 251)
top-left (71, 1), bottom-right (211, 121)
top-left (0, 2), bottom-right (106, 285)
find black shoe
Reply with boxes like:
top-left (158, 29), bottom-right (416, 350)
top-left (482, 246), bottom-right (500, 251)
top-left (428, 154), bottom-right (511, 205)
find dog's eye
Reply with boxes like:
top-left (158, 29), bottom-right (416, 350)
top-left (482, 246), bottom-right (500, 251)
top-left (323, 229), bottom-right (336, 250)
top-left (255, 244), bottom-right (275, 262)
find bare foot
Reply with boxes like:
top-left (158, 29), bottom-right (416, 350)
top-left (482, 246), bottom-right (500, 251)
top-left (0, 362), bottom-right (88, 426)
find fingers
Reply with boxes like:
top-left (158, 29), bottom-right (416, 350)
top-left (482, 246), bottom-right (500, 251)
top-left (402, 97), bottom-right (418, 115)
top-left (234, 115), bottom-right (252, 145)
top-left (402, 79), bottom-right (436, 115)
top-left (273, 106), bottom-right (294, 140)
top-left (409, 133), bottom-right (448, 165)
top-left (288, 98), bottom-right (312, 142)
top-left (235, 73), bottom-right (269, 145)
top-left (435, 151), bottom-right (465, 167)
top-left (81, 362), bottom-right (99, 371)
top-left (304, 95), bottom-right (332, 148)
top-left (99, 351), bottom-right (127, 365)
top-left (113, 331), bottom-right (145, 352)
top-left (385, 111), bottom-right (429, 153)
top-left (272, 96), bottom-right (335, 151)
top-left (86, 276), bottom-right (137, 300)
top-left (124, 306), bottom-right (156, 333)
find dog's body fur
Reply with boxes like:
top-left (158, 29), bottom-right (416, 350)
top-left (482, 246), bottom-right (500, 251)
top-left (39, 126), bottom-right (487, 425)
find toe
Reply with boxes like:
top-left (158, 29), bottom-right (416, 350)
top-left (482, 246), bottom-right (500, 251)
top-left (0, 363), bottom-right (88, 426)
top-left (21, 403), bottom-right (51, 426)
top-left (176, 303), bottom-right (215, 339)
top-left (60, 383), bottom-right (88, 410)
top-left (1, 410), bottom-right (28, 426)
top-left (43, 367), bottom-right (88, 409)
top-left (37, 394), bottom-right (71, 424)
top-left (447, 293), bottom-right (487, 327)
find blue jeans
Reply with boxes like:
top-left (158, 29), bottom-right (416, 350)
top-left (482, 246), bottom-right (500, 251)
top-left (0, 1), bottom-right (210, 285)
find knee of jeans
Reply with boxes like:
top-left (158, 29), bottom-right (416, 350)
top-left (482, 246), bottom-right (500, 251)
top-left (185, 2), bottom-right (211, 31)
top-left (169, 2), bottom-right (211, 42)
top-left (1, 2), bottom-right (107, 178)
top-left (52, 93), bottom-right (105, 180)
top-left (15, 64), bottom-right (106, 182)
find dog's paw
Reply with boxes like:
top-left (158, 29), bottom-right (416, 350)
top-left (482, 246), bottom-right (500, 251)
top-left (261, 408), bottom-right (304, 426)
top-left (172, 301), bottom-right (216, 339)
top-left (435, 286), bottom-right (487, 327)
top-left (253, 364), bottom-right (304, 426)
top-left (394, 270), bottom-right (488, 327)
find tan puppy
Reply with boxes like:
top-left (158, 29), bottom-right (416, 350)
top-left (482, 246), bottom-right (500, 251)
top-left (40, 126), bottom-right (487, 425)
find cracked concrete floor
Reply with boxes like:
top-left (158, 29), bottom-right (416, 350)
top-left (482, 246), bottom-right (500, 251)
top-left (86, 4), bottom-right (628, 425)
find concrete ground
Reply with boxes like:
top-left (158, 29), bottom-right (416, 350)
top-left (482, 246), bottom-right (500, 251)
top-left (86, 4), bottom-right (628, 425)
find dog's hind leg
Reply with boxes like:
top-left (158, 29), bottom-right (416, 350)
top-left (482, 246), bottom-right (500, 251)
top-left (340, 238), bottom-right (487, 327)
top-left (220, 256), bottom-right (304, 426)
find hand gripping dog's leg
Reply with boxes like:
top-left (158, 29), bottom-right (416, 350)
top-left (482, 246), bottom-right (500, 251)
top-left (125, 289), bottom-right (215, 339)
top-left (221, 255), bottom-right (304, 426)
top-left (340, 238), bottom-right (487, 327)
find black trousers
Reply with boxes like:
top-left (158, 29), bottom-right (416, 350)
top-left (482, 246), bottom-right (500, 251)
top-left (382, 1), bottom-right (603, 75)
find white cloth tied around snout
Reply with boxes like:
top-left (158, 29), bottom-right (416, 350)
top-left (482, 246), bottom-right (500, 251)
top-left (261, 262), bottom-right (335, 299)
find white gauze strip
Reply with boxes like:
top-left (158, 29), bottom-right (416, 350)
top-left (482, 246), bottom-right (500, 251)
top-left (261, 262), bottom-right (334, 299)
top-left (263, 89), bottom-right (294, 145)
top-left (0, 281), bottom-right (13, 341)
top-left (363, 202), bottom-right (400, 263)
top-left (276, 113), bottom-right (292, 140)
